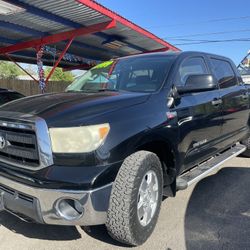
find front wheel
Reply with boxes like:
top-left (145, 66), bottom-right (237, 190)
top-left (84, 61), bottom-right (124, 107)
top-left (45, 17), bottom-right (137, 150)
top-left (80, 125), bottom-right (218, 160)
top-left (106, 151), bottom-right (163, 246)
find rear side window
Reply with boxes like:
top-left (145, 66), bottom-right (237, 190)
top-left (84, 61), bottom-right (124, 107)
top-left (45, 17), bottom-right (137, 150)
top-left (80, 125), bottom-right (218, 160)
top-left (176, 57), bottom-right (208, 86)
top-left (210, 58), bottom-right (237, 88)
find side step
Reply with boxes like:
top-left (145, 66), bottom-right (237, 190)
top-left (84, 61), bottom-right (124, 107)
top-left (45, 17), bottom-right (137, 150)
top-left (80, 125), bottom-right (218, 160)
top-left (176, 144), bottom-right (246, 190)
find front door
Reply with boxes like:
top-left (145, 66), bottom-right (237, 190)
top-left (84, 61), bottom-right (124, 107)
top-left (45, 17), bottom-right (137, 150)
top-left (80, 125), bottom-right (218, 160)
top-left (172, 56), bottom-right (223, 172)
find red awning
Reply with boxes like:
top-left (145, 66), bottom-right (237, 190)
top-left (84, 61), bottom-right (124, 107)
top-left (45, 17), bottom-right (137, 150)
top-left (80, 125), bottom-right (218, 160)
top-left (0, 0), bottom-right (179, 67)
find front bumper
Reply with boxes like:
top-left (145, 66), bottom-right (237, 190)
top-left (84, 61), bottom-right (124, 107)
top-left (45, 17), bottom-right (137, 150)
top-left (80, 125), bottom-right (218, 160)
top-left (0, 175), bottom-right (112, 226)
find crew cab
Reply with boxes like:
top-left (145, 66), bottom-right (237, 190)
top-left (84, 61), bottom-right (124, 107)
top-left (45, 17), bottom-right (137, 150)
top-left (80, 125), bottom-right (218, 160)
top-left (0, 51), bottom-right (248, 246)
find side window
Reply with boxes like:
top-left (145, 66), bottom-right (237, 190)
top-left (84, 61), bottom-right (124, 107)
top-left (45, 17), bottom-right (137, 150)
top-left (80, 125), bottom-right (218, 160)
top-left (210, 58), bottom-right (237, 88)
top-left (176, 57), bottom-right (208, 86)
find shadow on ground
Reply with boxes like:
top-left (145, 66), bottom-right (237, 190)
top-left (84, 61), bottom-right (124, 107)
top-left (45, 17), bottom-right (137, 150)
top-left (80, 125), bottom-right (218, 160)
top-left (0, 211), bottom-right (129, 246)
top-left (0, 207), bottom-right (128, 246)
top-left (0, 211), bottom-right (81, 241)
top-left (185, 167), bottom-right (250, 250)
top-left (81, 225), bottom-right (129, 248)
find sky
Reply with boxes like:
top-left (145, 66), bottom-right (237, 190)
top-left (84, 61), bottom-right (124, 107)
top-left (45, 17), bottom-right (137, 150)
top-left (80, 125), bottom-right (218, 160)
top-left (97, 0), bottom-right (250, 65)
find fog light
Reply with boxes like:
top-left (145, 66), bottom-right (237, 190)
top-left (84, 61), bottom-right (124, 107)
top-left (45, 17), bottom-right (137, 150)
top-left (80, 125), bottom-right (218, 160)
top-left (55, 198), bottom-right (84, 221)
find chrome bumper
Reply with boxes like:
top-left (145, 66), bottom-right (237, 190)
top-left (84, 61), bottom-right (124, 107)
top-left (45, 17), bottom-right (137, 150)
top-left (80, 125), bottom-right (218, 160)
top-left (0, 175), bottom-right (112, 226)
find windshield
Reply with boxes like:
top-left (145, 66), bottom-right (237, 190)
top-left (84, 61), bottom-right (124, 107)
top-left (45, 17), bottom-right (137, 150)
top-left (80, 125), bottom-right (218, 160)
top-left (66, 55), bottom-right (176, 93)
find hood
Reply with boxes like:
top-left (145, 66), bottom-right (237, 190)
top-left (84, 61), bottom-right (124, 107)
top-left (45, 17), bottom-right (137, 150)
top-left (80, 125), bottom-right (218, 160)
top-left (0, 91), bottom-right (150, 127)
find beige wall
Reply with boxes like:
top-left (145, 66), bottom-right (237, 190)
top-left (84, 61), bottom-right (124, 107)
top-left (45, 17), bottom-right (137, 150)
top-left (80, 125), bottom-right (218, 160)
top-left (0, 79), bottom-right (70, 96)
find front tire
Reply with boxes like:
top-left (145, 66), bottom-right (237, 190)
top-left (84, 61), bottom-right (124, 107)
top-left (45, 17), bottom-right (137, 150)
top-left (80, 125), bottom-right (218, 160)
top-left (106, 151), bottom-right (163, 246)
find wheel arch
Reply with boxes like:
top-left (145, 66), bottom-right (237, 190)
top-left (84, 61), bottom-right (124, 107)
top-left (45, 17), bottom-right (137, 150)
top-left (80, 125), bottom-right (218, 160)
top-left (134, 136), bottom-right (178, 190)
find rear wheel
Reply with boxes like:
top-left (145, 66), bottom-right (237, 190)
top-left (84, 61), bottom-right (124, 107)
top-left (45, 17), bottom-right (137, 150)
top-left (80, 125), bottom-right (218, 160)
top-left (106, 151), bottom-right (163, 246)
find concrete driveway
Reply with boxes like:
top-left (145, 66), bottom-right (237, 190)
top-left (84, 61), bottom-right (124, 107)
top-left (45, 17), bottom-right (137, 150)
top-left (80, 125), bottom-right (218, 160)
top-left (0, 156), bottom-right (249, 250)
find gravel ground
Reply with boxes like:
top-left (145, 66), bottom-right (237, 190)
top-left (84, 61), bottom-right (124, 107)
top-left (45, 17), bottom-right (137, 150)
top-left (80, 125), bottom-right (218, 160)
top-left (0, 156), bottom-right (249, 250)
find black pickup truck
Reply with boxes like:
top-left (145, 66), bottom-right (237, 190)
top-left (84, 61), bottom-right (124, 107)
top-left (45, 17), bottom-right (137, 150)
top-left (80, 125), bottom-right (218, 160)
top-left (0, 51), bottom-right (249, 246)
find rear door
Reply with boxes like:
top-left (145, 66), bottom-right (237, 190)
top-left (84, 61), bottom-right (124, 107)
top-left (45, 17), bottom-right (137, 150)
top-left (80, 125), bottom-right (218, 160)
top-left (209, 57), bottom-right (249, 147)
top-left (173, 56), bottom-right (223, 171)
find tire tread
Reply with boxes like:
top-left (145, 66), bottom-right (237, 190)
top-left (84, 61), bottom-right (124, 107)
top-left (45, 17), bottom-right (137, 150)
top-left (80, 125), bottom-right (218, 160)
top-left (106, 151), bottom-right (162, 246)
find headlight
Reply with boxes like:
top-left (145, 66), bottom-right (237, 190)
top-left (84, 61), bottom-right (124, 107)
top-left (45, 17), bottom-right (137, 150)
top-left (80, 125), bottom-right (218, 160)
top-left (49, 123), bottom-right (110, 153)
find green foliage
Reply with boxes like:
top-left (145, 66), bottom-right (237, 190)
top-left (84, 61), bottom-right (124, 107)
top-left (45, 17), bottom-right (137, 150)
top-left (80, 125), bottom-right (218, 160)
top-left (0, 61), bottom-right (22, 79)
top-left (45, 67), bottom-right (74, 82)
top-left (0, 62), bottom-right (74, 82)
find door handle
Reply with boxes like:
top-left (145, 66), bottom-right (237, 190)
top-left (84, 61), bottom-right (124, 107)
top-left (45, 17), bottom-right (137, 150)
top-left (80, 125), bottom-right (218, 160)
top-left (211, 98), bottom-right (222, 106)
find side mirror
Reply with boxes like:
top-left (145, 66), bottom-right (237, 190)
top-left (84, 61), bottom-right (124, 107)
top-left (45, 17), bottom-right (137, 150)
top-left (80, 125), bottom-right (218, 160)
top-left (176, 74), bottom-right (218, 94)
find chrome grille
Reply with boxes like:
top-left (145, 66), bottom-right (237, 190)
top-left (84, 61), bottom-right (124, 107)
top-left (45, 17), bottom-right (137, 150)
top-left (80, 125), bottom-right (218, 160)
top-left (0, 125), bottom-right (39, 167)
top-left (0, 113), bottom-right (54, 170)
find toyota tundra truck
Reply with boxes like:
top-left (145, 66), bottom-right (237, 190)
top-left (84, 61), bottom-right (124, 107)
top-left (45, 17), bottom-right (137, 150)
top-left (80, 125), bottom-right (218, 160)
top-left (0, 51), bottom-right (249, 246)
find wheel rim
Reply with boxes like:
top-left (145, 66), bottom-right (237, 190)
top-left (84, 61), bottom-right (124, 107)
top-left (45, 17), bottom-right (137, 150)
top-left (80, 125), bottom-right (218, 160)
top-left (137, 170), bottom-right (159, 227)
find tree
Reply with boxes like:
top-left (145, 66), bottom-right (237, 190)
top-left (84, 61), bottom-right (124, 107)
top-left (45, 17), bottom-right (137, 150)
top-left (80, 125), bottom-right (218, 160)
top-left (0, 61), bottom-right (22, 79)
top-left (44, 67), bottom-right (74, 82)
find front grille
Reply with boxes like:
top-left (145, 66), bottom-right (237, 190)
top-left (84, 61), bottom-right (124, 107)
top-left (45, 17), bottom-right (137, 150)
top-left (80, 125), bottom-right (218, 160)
top-left (0, 125), bottom-right (39, 167)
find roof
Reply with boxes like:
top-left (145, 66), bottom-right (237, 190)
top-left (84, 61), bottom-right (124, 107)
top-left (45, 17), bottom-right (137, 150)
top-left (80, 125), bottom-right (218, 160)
top-left (117, 51), bottom-right (180, 60)
top-left (0, 0), bottom-right (179, 68)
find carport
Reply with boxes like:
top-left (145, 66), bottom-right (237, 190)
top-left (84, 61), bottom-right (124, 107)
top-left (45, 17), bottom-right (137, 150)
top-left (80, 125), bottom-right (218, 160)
top-left (0, 0), bottom-right (179, 92)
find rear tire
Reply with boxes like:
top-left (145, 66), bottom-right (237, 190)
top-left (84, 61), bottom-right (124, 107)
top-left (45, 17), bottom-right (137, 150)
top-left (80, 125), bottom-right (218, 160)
top-left (106, 151), bottom-right (163, 246)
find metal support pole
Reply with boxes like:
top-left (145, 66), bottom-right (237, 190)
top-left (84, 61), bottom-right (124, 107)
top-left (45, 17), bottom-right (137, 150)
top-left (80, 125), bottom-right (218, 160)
top-left (45, 37), bottom-right (74, 84)
top-left (0, 20), bottom-right (116, 55)
top-left (4, 53), bottom-right (39, 83)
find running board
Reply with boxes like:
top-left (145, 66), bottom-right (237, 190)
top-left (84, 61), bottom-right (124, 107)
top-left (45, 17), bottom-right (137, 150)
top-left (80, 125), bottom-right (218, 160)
top-left (176, 144), bottom-right (246, 190)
